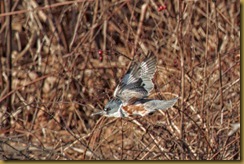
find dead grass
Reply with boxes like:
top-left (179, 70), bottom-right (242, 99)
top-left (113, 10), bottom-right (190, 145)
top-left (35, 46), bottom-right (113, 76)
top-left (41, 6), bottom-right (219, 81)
top-left (0, 0), bottom-right (240, 160)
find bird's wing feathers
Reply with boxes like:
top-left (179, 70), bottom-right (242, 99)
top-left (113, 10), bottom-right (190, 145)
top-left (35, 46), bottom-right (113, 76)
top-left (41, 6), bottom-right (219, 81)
top-left (140, 54), bottom-right (157, 93)
top-left (115, 80), bottom-right (148, 105)
top-left (113, 53), bottom-right (157, 105)
top-left (121, 62), bottom-right (141, 84)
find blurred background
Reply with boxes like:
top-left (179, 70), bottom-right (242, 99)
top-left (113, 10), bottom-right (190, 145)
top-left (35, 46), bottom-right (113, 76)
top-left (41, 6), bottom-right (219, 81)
top-left (0, 0), bottom-right (240, 160)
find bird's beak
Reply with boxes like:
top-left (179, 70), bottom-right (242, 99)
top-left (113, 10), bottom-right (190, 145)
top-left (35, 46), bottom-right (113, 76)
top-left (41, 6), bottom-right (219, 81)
top-left (91, 111), bottom-right (106, 116)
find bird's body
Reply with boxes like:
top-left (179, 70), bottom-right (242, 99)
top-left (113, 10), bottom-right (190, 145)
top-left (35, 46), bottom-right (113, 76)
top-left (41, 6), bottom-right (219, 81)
top-left (92, 52), bottom-right (178, 118)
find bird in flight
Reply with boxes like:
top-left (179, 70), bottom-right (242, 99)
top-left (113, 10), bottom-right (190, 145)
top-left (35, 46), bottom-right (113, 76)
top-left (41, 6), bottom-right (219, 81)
top-left (92, 52), bottom-right (178, 117)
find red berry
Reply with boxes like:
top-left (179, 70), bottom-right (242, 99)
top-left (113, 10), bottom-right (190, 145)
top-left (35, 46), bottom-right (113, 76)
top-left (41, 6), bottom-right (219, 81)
top-left (173, 60), bottom-right (177, 66)
top-left (98, 50), bottom-right (103, 61)
top-left (98, 50), bottom-right (103, 55)
top-left (158, 5), bottom-right (166, 11)
top-left (99, 56), bottom-right (103, 61)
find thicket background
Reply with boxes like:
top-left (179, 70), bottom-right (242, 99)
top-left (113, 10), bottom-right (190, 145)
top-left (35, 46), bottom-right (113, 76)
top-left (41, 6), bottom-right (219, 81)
top-left (0, 0), bottom-right (240, 160)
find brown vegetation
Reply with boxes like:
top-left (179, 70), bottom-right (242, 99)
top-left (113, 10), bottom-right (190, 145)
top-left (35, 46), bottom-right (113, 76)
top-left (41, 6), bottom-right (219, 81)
top-left (0, 0), bottom-right (240, 160)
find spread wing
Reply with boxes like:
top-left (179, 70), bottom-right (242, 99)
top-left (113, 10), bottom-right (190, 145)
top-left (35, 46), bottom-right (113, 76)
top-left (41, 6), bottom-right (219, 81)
top-left (113, 53), bottom-right (157, 105)
top-left (140, 53), bottom-right (157, 93)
